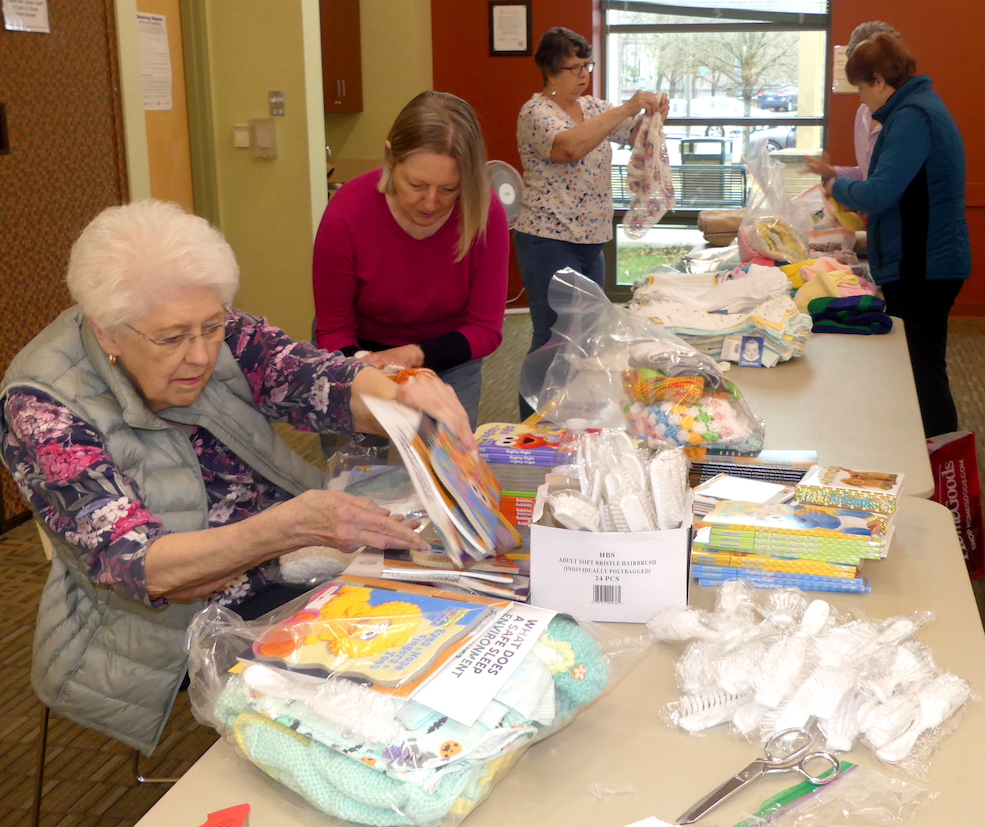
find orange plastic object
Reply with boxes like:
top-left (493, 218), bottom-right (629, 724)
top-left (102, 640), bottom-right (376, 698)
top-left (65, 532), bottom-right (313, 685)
top-left (198, 803), bottom-right (251, 827)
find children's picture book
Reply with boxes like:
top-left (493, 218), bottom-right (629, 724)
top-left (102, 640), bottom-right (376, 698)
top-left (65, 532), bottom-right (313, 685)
top-left (701, 500), bottom-right (889, 540)
top-left (425, 420), bottom-right (522, 555)
top-left (475, 422), bottom-right (568, 466)
top-left (794, 465), bottom-right (904, 514)
top-left (363, 397), bottom-right (516, 566)
top-left (694, 568), bottom-right (871, 594)
top-left (251, 581), bottom-right (495, 687)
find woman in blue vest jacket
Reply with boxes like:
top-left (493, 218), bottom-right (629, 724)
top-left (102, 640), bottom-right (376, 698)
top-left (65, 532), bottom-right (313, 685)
top-left (0, 200), bottom-right (476, 753)
top-left (825, 34), bottom-right (970, 438)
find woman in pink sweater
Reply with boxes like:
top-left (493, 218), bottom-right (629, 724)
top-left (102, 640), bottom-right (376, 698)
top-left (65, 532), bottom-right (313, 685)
top-left (313, 92), bottom-right (509, 428)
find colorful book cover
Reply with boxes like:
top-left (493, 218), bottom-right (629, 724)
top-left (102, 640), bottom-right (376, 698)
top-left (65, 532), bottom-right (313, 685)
top-left (705, 527), bottom-right (884, 555)
top-left (795, 465), bottom-right (903, 514)
top-left (704, 533), bottom-right (879, 564)
top-left (475, 422), bottom-right (567, 459)
top-left (251, 581), bottom-right (495, 686)
top-left (425, 420), bottom-right (522, 555)
top-left (691, 546), bottom-right (860, 579)
top-left (701, 500), bottom-right (889, 540)
top-left (696, 572), bottom-right (871, 594)
top-left (692, 565), bottom-right (867, 588)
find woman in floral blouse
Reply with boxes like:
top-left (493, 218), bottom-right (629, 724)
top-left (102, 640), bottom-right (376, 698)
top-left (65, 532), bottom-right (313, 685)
top-left (1, 199), bottom-right (479, 750)
top-left (514, 27), bottom-right (668, 417)
top-left (3, 199), bottom-right (481, 612)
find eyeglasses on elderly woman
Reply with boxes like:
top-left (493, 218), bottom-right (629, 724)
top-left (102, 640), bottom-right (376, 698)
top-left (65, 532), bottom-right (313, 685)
top-left (558, 61), bottom-right (595, 75)
top-left (125, 310), bottom-right (231, 353)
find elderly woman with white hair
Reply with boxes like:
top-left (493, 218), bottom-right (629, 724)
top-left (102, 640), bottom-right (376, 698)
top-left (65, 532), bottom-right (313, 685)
top-left (0, 199), bottom-right (475, 754)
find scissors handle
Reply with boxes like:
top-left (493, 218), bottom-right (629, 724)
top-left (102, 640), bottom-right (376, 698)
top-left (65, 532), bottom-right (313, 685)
top-left (792, 750), bottom-right (843, 785)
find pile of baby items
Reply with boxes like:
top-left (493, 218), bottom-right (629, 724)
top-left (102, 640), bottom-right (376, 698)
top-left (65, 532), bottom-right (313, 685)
top-left (629, 264), bottom-right (813, 367)
top-left (520, 270), bottom-right (765, 453)
top-left (545, 428), bottom-right (690, 534)
top-left (649, 581), bottom-right (973, 776)
top-left (187, 585), bottom-right (638, 827)
top-left (624, 144), bottom-right (888, 365)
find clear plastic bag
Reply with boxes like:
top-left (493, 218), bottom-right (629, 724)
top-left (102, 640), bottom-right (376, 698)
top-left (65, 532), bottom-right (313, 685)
top-left (733, 763), bottom-right (937, 826)
top-left (649, 583), bottom-right (974, 778)
top-left (738, 143), bottom-right (812, 265)
top-left (186, 580), bottom-right (651, 827)
top-left (519, 269), bottom-right (764, 453)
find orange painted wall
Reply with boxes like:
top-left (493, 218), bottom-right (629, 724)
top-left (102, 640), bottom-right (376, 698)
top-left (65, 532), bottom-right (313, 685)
top-left (433, 1), bottom-right (985, 315)
top-left (432, 0), bottom-right (595, 306)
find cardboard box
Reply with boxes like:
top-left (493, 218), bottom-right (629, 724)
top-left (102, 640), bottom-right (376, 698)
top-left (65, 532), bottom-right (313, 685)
top-left (529, 492), bottom-right (692, 623)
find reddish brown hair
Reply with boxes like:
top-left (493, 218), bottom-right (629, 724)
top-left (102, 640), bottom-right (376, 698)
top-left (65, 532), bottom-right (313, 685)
top-left (845, 32), bottom-right (916, 89)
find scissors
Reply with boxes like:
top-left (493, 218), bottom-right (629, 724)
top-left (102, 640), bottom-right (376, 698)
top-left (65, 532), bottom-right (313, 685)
top-left (676, 726), bottom-right (843, 825)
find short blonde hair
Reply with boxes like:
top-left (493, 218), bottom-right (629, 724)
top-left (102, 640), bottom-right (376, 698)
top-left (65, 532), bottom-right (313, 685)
top-left (66, 199), bottom-right (239, 330)
top-left (378, 91), bottom-right (490, 262)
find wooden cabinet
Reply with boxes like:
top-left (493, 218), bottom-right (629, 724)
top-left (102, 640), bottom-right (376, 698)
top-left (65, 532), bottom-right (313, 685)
top-left (320, 0), bottom-right (363, 113)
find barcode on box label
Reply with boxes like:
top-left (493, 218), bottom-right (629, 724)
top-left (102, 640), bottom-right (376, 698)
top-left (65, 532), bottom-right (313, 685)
top-left (593, 584), bottom-right (622, 604)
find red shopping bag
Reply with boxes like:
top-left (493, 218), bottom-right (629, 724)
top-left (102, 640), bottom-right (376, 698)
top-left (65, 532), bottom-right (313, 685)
top-left (927, 431), bottom-right (985, 579)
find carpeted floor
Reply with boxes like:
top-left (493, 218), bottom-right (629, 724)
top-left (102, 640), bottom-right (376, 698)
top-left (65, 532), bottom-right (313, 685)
top-left (1, 311), bottom-right (984, 825)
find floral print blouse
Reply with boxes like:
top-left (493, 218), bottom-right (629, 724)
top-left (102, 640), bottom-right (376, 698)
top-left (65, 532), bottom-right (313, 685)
top-left (1, 309), bottom-right (364, 610)
top-left (514, 94), bottom-right (635, 245)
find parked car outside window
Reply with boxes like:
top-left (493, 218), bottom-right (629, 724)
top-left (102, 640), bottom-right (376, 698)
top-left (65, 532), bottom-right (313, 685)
top-left (749, 125), bottom-right (797, 152)
top-left (757, 86), bottom-right (798, 112)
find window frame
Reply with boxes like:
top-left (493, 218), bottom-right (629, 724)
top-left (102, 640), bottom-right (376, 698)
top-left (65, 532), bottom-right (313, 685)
top-left (600, 0), bottom-right (833, 301)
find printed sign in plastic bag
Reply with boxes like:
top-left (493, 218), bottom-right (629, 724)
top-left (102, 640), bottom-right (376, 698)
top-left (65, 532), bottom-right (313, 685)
top-left (927, 431), bottom-right (985, 579)
top-left (186, 578), bottom-right (650, 827)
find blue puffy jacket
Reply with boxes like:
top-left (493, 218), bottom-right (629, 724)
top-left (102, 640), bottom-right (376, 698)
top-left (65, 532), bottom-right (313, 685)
top-left (833, 75), bottom-right (970, 285)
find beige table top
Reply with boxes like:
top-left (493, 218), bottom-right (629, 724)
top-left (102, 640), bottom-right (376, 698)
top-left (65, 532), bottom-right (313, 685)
top-left (137, 497), bottom-right (983, 827)
top-left (732, 317), bottom-right (934, 498)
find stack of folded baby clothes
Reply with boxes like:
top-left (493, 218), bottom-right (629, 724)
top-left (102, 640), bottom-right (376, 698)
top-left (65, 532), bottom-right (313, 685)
top-left (629, 266), bottom-right (813, 367)
top-left (630, 295), bottom-right (812, 367)
top-left (807, 295), bottom-right (893, 335)
top-left (788, 257), bottom-right (878, 312)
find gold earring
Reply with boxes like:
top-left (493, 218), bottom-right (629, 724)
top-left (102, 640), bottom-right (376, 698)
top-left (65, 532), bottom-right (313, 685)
top-left (109, 354), bottom-right (118, 367)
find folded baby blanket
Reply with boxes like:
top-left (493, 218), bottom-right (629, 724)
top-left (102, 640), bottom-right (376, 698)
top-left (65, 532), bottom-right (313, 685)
top-left (807, 295), bottom-right (893, 335)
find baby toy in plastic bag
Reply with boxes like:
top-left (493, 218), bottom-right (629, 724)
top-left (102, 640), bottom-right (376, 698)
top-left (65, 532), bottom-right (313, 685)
top-left (738, 143), bottom-right (812, 265)
top-left (186, 579), bottom-right (651, 827)
top-left (519, 269), bottom-right (764, 453)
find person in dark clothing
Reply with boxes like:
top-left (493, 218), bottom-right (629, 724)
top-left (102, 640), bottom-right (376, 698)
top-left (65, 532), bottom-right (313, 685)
top-left (825, 34), bottom-right (970, 438)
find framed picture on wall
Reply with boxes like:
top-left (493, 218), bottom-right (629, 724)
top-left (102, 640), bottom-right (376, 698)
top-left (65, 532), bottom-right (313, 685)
top-left (489, 1), bottom-right (532, 57)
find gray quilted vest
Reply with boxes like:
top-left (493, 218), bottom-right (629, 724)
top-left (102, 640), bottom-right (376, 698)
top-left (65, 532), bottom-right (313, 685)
top-left (0, 308), bottom-right (324, 754)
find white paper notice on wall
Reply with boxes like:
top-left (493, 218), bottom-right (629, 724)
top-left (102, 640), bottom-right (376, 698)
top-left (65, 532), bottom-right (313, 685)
top-left (832, 45), bottom-right (855, 94)
top-left (3, 0), bottom-right (50, 32)
top-left (137, 12), bottom-right (173, 111)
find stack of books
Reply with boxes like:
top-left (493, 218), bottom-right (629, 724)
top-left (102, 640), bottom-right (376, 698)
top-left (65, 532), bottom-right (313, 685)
top-left (692, 473), bottom-right (796, 517)
top-left (688, 450), bottom-right (818, 489)
top-left (476, 423), bottom-right (567, 572)
top-left (695, 499), bottom-right (895, 593)
top-left (691, 528), bottom-right (868, 593)
top-left (475, 422), bottom-right (566, 467)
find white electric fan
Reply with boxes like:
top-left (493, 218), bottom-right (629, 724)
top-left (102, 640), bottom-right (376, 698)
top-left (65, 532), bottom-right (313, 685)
top-left (486, 160), bottom-right (524, 229)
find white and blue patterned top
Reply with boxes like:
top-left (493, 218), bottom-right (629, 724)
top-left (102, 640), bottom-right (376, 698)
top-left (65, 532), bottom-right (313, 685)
top-left (514, 93), bottom-right (634, 245)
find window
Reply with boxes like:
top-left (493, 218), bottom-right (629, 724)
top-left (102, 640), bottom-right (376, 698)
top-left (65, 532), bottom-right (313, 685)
top-left (602, 0), bottom-right (831, 296)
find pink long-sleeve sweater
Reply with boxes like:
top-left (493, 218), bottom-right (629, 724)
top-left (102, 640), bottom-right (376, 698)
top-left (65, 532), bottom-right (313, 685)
top-left (313, 169), bottom-right (509, 372)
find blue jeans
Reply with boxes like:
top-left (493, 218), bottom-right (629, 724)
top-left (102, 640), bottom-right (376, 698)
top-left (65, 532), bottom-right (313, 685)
top-left (514, 232), bottom-right (605, 418)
